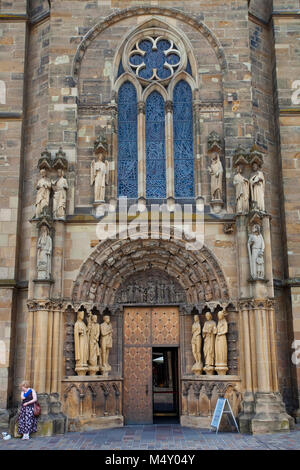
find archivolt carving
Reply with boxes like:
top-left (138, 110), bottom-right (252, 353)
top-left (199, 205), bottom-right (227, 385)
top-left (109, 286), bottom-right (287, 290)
top-left (71, 237), bottom-right (230, 306)
top-left (72, 6), bottom-right (227, 81)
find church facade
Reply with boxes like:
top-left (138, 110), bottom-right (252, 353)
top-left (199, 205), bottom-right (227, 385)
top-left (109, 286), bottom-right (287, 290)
top-left (1, 0), bottom-right (300, 435)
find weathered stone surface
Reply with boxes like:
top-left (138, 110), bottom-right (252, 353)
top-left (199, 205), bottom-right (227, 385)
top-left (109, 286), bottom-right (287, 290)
top-left (1, 0), bottom-right (299, 436)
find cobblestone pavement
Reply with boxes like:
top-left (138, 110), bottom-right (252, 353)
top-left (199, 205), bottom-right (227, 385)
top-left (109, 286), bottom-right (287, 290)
top-left (0, 424), bottom-right (300, 450)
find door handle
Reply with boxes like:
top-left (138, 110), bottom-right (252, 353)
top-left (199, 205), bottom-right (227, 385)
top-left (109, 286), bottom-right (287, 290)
top-left (145, 384), bottom-right (149, 395)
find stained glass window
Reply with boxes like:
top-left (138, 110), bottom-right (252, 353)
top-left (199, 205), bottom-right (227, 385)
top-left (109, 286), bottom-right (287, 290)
top-left (145, 91), bottom-right (166, 198)
top-left (173, 80), bottom-right (194, 198)
top-left (117, 81), bottom-right (138, 198)
top-left (129, 37), bottom-right (180, 81)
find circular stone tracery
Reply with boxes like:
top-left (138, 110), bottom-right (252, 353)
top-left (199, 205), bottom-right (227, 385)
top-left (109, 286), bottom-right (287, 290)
top-left (122, 27), bottom-right (186, 86)
top-left (129, 36), bottom-right (181, 81)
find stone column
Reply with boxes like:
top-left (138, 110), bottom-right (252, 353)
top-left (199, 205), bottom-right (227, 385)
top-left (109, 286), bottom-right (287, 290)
top-left (137, 101), bottom-right (146, 200)
top-left (193, 99), bottom-right (202, 199)
top-left (237, 211), bottom-right (293, 433)
top-left (110, 105), bottom-right (118, 202)
top-left (33, 301), bottom-right (51, 392)
top-left (165, 100), bottom-right (174, 201)
top-left (50, 303), bottom-right (63, 394)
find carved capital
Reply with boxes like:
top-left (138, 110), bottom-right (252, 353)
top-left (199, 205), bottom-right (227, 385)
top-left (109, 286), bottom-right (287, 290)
top-left (27, 299), bottom-right (53, 312)
top-left (137, 101), bottom-right (145, 114)
top-left (165, 100), bottom-right (173, 114)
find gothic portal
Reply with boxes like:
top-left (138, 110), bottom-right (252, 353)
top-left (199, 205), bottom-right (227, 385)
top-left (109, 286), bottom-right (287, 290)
top-left (1, 0), bottom-right (300, 436)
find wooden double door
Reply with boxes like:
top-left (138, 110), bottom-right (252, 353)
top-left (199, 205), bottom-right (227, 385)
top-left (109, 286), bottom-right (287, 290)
top-left (123, 306), bottom-right (180, 424)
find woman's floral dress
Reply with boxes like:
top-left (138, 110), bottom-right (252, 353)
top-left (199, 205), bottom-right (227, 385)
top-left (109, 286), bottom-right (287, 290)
top-left (17, 389), bottom-right (38, 435)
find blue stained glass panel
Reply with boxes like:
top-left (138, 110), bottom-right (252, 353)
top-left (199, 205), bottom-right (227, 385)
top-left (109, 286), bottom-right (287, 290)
top-left (130, 39), bottom-right (173, 80)
top-left (117, 82), bottom-right (138, 198)
top-left (146, 91), bottom-right (166, 198)
top-left (173, 80), bottom-right (194, 198)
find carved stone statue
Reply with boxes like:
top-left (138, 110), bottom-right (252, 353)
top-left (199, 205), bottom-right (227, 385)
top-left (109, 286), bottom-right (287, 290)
top-left (35, 168), bottom-right (51, 218)
top-left (191, 314), bottom-right (203, 375)
top-left (248, 224), bottom-right (265, 279)
top-left (52, 168), bottom-right (68, 219)
top-left (208, 153), bottom-right (223, 201)
top-left (74, 310), bottom-right (89, 375)
top-left (37, 225), bottom-right (52, 280)
top-left (87, 313), bottom-right (100, 375)
top-left (100, 315), bottom-right (113, 376)
top-left (215, 310), bottom-right (228, 375)
top-left (202, 312), bottom-right (217, 375)
top-left (90, 153), bottom-right (108, 202)
top-left (88, 282), bottom-right (98, 302)
top-left (233, 164), bottom-right (249, 214)
top-left (249, 162), bottom-right (265, 212)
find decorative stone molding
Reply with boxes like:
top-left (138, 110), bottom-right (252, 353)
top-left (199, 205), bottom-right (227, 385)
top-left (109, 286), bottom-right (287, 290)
top-left (72, 7), bottom-right (227, 82)
top-left (238, 297), bottom-right (275, 310)
top-left (71, 236), bottom-right (230, 305)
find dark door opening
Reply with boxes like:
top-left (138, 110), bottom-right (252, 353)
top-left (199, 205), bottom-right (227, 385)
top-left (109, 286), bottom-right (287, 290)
top-left (152, 347), bottom-right (179, 423)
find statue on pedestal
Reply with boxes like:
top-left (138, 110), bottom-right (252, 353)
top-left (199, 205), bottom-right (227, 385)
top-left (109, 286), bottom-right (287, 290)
top-left (74, 310), bottom-right (89, 376)
top-left (202, 312), bottom-right (217, 375)
top-left (191, 314), bottom-right (203, 375)
top-left (233, 164), bottom-right (249, 214)
top-left (90, 153), bottom-right (108, 203)
top-left (100, 315), bottom-right (113, 376)
top-left (90, 135), bottom-right (109, 203)
top-left (35, 168), bottom-right (51, 218)
top-left (215, 310), bottom-right (228, 375)
top-left (249, 162), bottom-right (265, 212)
top-left (87, 313), bottom-right (100, 375)
top-left (248, 224), bottom-right (265, 280)
top-left (37, 225), bottom-right (52, 280)
top-left (209, 152), bottom-right (223, 201)
top-left (52, 168), bottom-right (68, 219)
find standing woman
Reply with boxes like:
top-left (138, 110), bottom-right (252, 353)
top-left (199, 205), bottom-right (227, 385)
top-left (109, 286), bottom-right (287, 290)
top-left (18, 381), bottom-right (38, 440)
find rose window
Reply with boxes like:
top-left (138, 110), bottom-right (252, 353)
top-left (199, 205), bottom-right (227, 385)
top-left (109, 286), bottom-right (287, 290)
top-left (129, 37), bottom-right (181, 81)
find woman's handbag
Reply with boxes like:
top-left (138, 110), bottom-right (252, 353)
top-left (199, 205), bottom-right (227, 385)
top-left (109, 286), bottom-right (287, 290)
top-left (33, 401), bottom-right (41, 417)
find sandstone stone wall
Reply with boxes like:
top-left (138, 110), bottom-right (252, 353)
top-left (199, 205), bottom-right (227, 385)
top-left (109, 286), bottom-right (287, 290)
top-left (0, 0), bottom-right (299, 422)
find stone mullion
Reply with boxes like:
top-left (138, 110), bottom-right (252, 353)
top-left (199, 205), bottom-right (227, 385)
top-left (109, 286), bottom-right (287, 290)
top-left (137, 101), bottom-right (146, 200)
top-left (165, 100), bottom-right (174, 200)
top-left (111, 107), bottom-right (118, 201)
top-left (193, 100), bottom-right (201, 199)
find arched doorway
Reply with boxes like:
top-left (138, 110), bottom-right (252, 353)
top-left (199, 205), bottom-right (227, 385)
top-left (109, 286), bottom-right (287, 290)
top-left (66, 236), bottom-right (237, 428)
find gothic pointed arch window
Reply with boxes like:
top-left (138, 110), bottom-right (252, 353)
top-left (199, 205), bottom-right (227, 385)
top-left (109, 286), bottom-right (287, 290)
top-left (115, 26), bottom-right (197, 200)
top-left (117, 81), bottom-right (138, 198)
